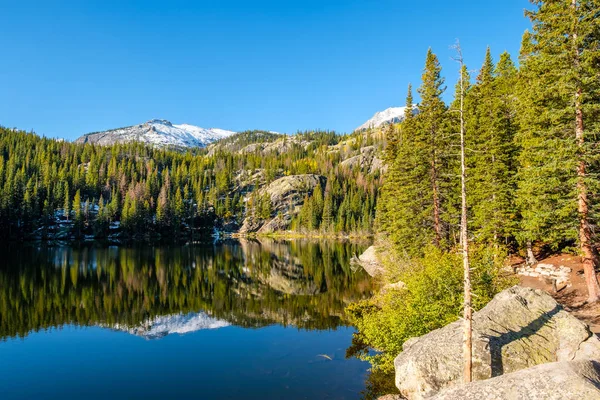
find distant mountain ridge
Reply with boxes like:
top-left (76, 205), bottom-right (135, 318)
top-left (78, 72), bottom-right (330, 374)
top-left (356, 106), bottom-right (418, 131)
top-left (75, 119), bottom-right (236, 148)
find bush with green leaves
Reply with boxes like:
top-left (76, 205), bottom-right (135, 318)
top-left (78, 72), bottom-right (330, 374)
top-left (346, 245), bottom-right (516, 372)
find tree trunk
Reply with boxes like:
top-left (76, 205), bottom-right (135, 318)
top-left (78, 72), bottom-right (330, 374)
top-left (526, 240), bottom-right (537, 265)
top-left (576, 104), bottom-right (600, 303)
top-left (431, 154), bottom-right (442, 247)
top-left (460, 68), bottom-right (472, 385)
top-left (572, 1), bottom-right (600, 302)
top-left (454, 43), bottom-right (472, 383)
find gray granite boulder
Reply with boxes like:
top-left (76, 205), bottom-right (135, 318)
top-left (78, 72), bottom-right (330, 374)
top-left (351, 246), bottom-right (385, 277)
top-left (394, 286), bottom-right (600, 399)
top-left (430, 359), bottom-right (600, 400)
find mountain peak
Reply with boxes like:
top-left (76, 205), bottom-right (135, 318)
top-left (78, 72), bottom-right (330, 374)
top-left (355, 105), bottom-right (418, 131)
top-left (146, 118), bottom-right (173, 126)
top-left (75, 120), bottom-right (236, 148)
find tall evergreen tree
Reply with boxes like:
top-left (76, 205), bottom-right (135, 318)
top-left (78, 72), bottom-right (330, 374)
top-left (416, 49), bottom-right (450, 247)
top-left (377, 48), bottom-right (452, 256)
top-left (63, 182), bottom-right (70, 221)
top-left (517, 0), bottom-right (600, 301)
top-left (466, 48), bottom-right (518, 245)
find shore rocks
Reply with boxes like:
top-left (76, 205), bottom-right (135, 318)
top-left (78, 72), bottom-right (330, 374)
top-left (351, 246), bottom-right (385, 277)
top-left (430, 360), bottom-right (600, 400)
top-left (394, 285), bottom-right (600, 399)
top-left (514, 262), bottom-right (572, 286)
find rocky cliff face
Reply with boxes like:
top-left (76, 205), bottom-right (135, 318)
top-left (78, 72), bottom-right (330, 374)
top-left (340, 146), bottom-right (385, 174)
top-left (239, 174), bottom-right (326, 233)
top-left (393, 286), bottom-right (600, 399)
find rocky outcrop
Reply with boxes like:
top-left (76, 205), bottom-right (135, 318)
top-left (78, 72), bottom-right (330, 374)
top-left (351, 246), bottom-right (385, 277)
top-left (430, 360), bottom-right (600, 400)
top-left (340, 146), bottom-right (385, 174)
top-left (239, 174), bottom-right (325, 233)
top-left (394, 286), bottom-right (600, 399)
top-left (239, 136), bottom-right (312, 155)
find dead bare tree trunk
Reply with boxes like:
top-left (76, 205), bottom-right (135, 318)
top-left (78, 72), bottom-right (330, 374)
top-left (453, 41), bottom-right (472, 383)
top-left (572, 0), bottom-right (600, 302)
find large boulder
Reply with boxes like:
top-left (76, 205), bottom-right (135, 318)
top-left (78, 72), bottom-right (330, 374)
top-left (394, 286), bottom-right (600, 399)
top-left (430, 359), bottom-right (600, 400)
top-left (351, 246), bottom-right (385, 277)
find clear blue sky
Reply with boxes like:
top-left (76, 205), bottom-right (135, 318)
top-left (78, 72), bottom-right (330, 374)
top-left (0, 0), bottom-right (531, 139)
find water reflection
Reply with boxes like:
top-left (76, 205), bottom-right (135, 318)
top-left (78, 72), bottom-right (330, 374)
top-left (0, 239), bottom-right (373, 341)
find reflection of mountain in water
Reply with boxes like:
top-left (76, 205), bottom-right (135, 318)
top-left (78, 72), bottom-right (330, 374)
top-left (110, 312), bottom-right (230, 340)
top-left (0, 239), bottom-right (373, 340)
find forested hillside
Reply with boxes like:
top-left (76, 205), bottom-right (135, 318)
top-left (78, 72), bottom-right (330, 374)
top-left (0, 127), bottom-right (383, 241)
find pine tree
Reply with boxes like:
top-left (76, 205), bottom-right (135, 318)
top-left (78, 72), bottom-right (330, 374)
top-left (377, 84), bottom-right (426, 255)
top-left (71, 189), bottom-right (83, 237)
top-left (377, 50), bottom-right (451, 255)
top-left (156, 185), bottom-right (170, 228)
top-left (466, 48), bottom-right (517, 245)
top-left (173, 188), bottom-right (184, 228)
top-left (63, 182), bottom-right (70, 221)
top-left (517, 0), bottom-right (600, 301)
top-left (417, 49), bottom-right (449, 246)
top-left (322, 190), bottom-right (334, 232)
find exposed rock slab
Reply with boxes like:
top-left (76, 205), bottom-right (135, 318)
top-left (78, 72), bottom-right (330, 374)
top-left (351, 246), bottom-right (385, 277)
top-left (394, 286), bottom-right (600, 399)
top-left (239, 174), bottom-right (325, 233)
top-left (430, 359), bottom-right (600, 400)
top-left (340, 146), bottom-right (385, 174)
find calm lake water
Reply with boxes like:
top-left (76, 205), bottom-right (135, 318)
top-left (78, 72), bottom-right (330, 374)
top-left (0, 239), bottom-right (374, 399)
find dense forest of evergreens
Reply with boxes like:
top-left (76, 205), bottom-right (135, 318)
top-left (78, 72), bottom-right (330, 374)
top-left (376, 0), bottom-right (600, 301)
top-left (0, 127), bottom-right (381, 241)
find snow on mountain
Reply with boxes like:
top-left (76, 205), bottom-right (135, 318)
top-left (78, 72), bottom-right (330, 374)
top-left (108, 312), bottom-right (230, 340)
top-left (75, 119), bottom-right (236, 148)
top-left (355, 106), bottom-right (418, 131)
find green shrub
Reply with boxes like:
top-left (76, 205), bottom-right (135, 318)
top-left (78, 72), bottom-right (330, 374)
top-left (346, 245), bottom-right (516, 373)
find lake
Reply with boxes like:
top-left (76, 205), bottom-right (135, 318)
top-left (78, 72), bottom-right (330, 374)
top-left (0, 239), bottom-right (374, 399)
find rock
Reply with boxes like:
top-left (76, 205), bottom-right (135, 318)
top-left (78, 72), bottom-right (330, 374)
top-left (514, 262), bottom-right (571, 286)
top-left (239, 174), bottom-right (325, 233)
top-left (340, 146), bottom-right (385, 174)
top-left (377, 395), bottom-right (403, 400)
top-left (394, 286), bottom-right (600, 399)
top-left (257, 214), bottom-right (290, 234)
top-left (352, 246), bottom-right (385, 277)
top-left (429, 359), bottom-right (600, 400)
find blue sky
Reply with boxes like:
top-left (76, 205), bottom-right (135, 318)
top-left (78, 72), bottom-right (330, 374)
top-left (0, 0), bottom-right (531, 139)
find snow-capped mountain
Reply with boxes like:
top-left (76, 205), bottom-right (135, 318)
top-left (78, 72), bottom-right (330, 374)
top-left (355, 106), bottom-right (418, 131)
top-left (75, 119), bottom-right (236, 148)
top-left (108, 312), bottom-right (230, 340)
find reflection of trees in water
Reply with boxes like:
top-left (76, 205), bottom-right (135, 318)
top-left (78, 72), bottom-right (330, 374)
top-left (0, 239), bottom-right (373, 340)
